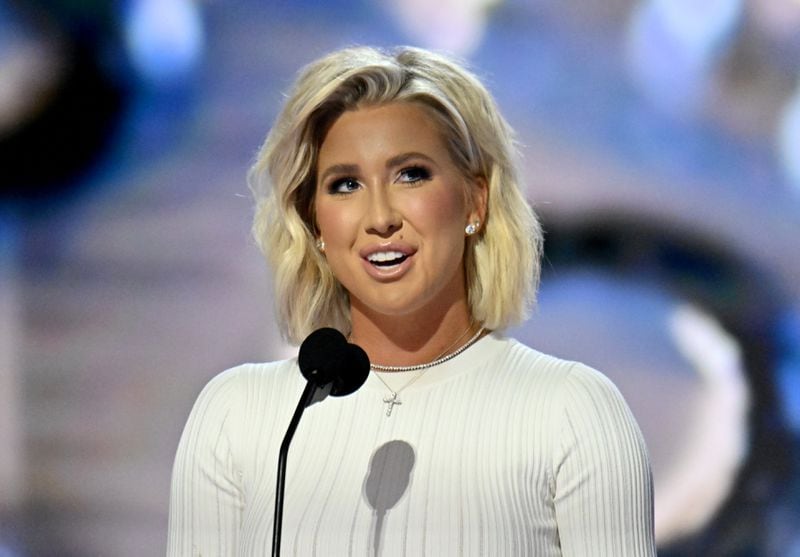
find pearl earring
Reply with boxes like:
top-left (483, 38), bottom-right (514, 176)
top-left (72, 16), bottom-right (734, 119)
top-left (465, 221), bottom-right (480, 235)
top-left (316, 238), bottom-right (325, 252)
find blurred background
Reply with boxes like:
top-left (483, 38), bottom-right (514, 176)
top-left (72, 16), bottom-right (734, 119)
top-left (1, 0), bottom-right (799, 555)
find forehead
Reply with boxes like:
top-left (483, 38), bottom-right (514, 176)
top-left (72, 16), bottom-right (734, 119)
top-left (317, 102), bottom-right (450, 164)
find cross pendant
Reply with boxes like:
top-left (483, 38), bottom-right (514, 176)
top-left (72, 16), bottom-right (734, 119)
top-left (383, 392), bottom-right (402, 417)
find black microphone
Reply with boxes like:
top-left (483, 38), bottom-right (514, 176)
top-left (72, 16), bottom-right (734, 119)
top-left (272, 328), bottom-right (370, 557)
top-left (298, 327), bottom-right (370, 396)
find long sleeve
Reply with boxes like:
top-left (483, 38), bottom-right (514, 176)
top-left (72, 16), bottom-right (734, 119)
top-left (168, 369), bottom-right (246, 556)
top-left (552, 364), bottom-right (656, 556)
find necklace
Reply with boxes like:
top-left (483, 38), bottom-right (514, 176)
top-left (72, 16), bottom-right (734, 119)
top-left (371, 326), bottom-right (485, 416)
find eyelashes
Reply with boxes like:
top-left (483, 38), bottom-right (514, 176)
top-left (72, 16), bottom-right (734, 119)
top-left (325, 165), bottom-right (432, 195)
top-left (327, 177), bottom-right (360, 195)
top-left (396, 165), bottom-right (431, 184)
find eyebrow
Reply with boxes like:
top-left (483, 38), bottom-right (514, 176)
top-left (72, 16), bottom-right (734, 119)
top-left (386, 152), bottom-right (437, 168)
top-left (318, 164), bottom-right (359, 185)
top-left (318, 152), bottom-right (437, 185)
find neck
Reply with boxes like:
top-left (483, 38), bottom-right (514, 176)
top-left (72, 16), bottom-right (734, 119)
top-left (349, 299), bottom-right (477, 370)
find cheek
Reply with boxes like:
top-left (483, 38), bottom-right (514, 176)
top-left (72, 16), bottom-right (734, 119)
top-left (407, 188), bottom-right (467, 232)
top-left (315, 201), bottom-right (357, 242)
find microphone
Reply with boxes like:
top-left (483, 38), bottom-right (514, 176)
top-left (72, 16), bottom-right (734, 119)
top-left (298, 327), bottom-right (370, 396)
top-left (272, 328), bottom-right (369, 557)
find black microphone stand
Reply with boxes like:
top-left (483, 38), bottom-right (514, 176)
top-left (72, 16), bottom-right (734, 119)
top-left (272, 380), bottom-right (318, 557)
top-left (270, 327), bottom-right (369, 556)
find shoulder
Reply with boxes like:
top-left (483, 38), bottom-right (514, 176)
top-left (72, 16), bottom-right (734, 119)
top-left (500, 339), bottom-right (652, 474)
top-left (177, 358), bottom-right (304, 455)
top-left (486, 334), bottom-right (612, 396)
top-left (498, 335), bottom-right (578, 374)
top-left (200, 359), bottom-right (294, 389)
top-left (520, 352), bottom-right (648, 468)
top-left (493, 335), bottom-right (635, 429)
top-left (208, 359), bottom-right (298, 388)
top-left (188, 359), bottom-right (300, 416)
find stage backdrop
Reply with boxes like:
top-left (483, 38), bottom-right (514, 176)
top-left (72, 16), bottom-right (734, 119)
top-left (1, 0), bottom-right (799, 555)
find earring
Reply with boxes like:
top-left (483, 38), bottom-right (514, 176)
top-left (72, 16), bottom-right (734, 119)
top-left (316, 238), bottom-right (325, 252)
top-left (465, 220), bottom-right (480, 236)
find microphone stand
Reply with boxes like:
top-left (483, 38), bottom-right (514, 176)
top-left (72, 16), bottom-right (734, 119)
top-left (272, 380), bottom-right (318, 557)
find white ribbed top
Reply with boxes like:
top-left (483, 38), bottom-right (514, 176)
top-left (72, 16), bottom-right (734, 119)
top-left (168, 333), bottom-right (655, 556)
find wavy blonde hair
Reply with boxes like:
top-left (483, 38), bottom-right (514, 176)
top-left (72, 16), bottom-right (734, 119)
top-left (249, 46), bottom-right (543, 344)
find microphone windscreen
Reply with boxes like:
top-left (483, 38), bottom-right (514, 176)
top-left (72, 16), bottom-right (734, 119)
top-left (298, 327), bottom-right (348, 385)
top-left (330, 343), bottom-right (370, 397)
top-left (297, 328), bottom-right (371, 396)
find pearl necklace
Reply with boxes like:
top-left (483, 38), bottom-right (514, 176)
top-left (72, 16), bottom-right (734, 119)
top-left (371, 326), bottom-right (485, 416)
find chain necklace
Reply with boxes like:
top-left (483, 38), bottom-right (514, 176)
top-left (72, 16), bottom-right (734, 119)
top-left (371, 326), bottom-right (485, 416)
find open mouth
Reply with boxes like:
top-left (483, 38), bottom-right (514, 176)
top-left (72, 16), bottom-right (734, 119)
top-left (366, 250), bottom-right (409, 267)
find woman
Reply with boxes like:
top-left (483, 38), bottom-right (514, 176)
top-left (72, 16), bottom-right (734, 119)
top-left (168, 46), bottom-right (656, 556)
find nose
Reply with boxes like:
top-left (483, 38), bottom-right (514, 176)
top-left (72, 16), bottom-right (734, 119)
top-left (364, 186), bottom-right (402, 237)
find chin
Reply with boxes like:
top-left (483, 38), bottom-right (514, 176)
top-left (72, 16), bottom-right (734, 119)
top-left (357, 291), bottom-right (435, 319)
top-left (368, 301), bottom-right (423, 318)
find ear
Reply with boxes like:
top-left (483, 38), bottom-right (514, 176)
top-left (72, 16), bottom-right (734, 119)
top-left (467, 176), bottom-right (488, 226)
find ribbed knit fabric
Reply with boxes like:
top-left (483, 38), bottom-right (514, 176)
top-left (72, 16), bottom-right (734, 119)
top-left (168, 333), bottom-right (656, 556)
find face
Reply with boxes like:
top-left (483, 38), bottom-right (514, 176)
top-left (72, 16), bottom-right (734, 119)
top-left (314, 102), bottom-right (486, 322)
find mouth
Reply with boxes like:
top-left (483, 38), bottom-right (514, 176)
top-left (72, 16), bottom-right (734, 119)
top-left (360, 244), bottom-right (417, 278)
top-left (365, 250), bottom-right (410, 268)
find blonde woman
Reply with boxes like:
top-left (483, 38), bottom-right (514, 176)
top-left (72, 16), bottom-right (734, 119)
top-left (168, 46), bottom-right (656, 556)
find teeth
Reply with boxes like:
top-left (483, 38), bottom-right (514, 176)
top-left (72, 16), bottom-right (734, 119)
top-left (367, 251), bottom-right (405, 263)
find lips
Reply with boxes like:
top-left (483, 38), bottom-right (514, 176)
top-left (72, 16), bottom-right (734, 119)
top-left (359, 243), bottom-right (416, 278)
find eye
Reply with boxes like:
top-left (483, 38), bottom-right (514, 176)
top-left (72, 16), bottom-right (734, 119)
top-left (396, 166), bottom-right (431, 184)
top-left (328, 177), bottom-right (361, 194)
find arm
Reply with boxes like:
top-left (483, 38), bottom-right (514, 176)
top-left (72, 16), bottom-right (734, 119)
top-left (552, 364), bottom-right (656, 556)
top-left (168, 369), bottom-right (246, 556)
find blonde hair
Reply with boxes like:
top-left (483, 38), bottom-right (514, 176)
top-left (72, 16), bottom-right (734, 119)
top-left (249, 46), bottom-right (543, 344)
